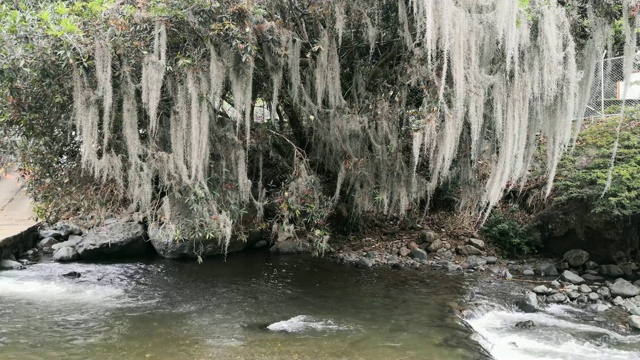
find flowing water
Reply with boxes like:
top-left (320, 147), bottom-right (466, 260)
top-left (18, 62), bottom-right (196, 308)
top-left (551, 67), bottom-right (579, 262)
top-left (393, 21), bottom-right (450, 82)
top-left (0, 253), bottom-right (639, 359)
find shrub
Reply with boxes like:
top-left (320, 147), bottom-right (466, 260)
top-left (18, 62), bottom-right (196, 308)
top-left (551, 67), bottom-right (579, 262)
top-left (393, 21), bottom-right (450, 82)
top-left (482, 208), bottom-right (541, 258)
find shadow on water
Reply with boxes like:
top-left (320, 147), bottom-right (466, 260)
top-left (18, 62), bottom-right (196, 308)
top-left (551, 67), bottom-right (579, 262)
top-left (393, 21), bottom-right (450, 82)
top-left (0, 252), bottom-right (490, 359)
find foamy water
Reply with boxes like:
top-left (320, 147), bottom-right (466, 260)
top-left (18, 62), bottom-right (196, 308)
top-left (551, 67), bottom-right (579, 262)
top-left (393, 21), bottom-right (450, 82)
top-left (266, 315), bottom-right (352, 333)
top-left (466, 304), bottom-right (640, 360)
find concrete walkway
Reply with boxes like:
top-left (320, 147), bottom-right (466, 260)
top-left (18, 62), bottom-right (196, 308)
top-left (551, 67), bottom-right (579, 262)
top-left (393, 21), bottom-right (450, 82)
top-left (0, 167), bottom-right (37, 243)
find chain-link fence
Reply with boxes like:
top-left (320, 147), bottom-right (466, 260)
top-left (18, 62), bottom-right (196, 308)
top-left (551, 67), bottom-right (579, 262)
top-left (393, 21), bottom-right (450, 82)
top-left (583, 55), bottom-right (640, 119)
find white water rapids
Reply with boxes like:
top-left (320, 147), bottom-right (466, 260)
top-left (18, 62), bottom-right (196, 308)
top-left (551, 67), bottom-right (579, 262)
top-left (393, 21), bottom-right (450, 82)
top-left (466, 303), bottom-right (640, 360)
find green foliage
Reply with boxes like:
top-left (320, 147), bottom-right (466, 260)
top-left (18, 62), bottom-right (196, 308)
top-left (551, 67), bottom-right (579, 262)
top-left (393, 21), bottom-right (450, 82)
top-left (482, 208), bottom-right (541, 258)
top-left (555, 111), bottom-right (640, 217)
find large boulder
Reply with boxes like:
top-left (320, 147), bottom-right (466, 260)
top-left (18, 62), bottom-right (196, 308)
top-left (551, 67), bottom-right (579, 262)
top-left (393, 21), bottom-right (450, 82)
top-left (458, 245), bottom-right (482, 256)
top-left (51, 235), bottom-right (83, 251)
top-left (76, 221), bottom-right (152, 260)
top-left (148, 223), bottom-right (257, 259)
top-left (609, 278), bottom-right (640, 298)
top-left (599, 264), bottom-right (625, 277)
top-left (563, 249), bottom-right (589, 268)
top-left (53, 247), bottom-right (79, 262)
top-left (629, 315), bottom-right (640, 330)
top-left (0, 259), bottom-right (25, 270)
top-left (538, 262), bottom-right (559, 276)
top-left (516, 292), bottom-right (539, 313)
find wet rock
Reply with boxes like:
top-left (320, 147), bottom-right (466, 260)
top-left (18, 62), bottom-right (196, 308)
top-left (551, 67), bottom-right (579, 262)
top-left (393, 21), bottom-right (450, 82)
top-left (585, 261), bottom-right (598, 270)
top-left (587, 304), bottom-right (609, 312)
top-left (53, 247), bottom-right (79, 262)
top-left (564, 249), bottom-right (589, 267)
top-left (356, 257), bottom-right (374, 268)
top-left (628, 315), bottom-right (640, 330)
top-left (501, 269), bottom-right (513, 280)
top-left (579, 284), bottom-right (592, 293)
top-left (410, 248), bottom-right (428, 261)
top-left (446, 262), bottom-right (462, 272)
top-left (613, 296), bottom-right (625, 306)
top-left (458, 245), bottom-right (482, 256)
top-left (38, 229), bottom-right (63, 240)
top-left (547, 293), bottom-right (568, 303)
top-left (551, 280), bottom-right (561, 288)
top-left (0, 259), bottom-right (25, 270)
top-left (629, 305), bottom-right (640, 316)
top-left (523, 269), bottom-right (535, 276)
top-left (576, 295), bottom-right (588, 304)
top-left (61, 271), bottom-right (81, 278)
top-left (517, 292), bottom-right (539, 313)
top-left (597, 287), bottom-right (611, 299)
top-left (599, 264), bottom-right (624, 277)
top-left (561, 270), bottom-right (585, 284)
top-left (37, 237), bottom-right (58, 249)
top-left (515, 320), bottom-right (535, 330)
top-left (588, 293), bottom-right (600, 301)
top-left (567, 291), bottom-right (581, 300)
top-left (484, 256), bottom-right (498, 265)
top-left (583, 274), bottom-right (605, 281)
top-left (253, 240), bottom-right (268, 249)
top-left (468, 238), bottom-right (485, 249)
top-left (533, 285), bottom-right (553, 295)
top-left (609, 278), bottom-right (640, 298)
top-left (427, 240), bottom-right (447, 253)
top-left (538, 262), bottom-right (558, 277)
top-left (77, 221), bottom-right (151, 260)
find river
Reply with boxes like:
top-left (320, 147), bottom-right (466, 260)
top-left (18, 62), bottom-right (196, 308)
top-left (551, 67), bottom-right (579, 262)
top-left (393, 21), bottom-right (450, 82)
top-left (0, 253), bottom-right (639, 359)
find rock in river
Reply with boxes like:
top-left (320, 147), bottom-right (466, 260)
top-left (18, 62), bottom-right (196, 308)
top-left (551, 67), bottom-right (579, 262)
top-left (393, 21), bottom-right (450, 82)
top-left (628, 315), bottom-right (640, 330)
top-left (517, 292), bottom-right (539, 313)
top-left (609, 278), bottom-right (640, 298)
top-left (563, 249), bottom-right (589, 267)
top-left (53, 247), bottom-right (80, 262)
top-left (0, 259), bottom-right (25, 270)
top-left (76, 221), bottom-right (152, 260)
top-left (561, 270), bottom-right (585, 284)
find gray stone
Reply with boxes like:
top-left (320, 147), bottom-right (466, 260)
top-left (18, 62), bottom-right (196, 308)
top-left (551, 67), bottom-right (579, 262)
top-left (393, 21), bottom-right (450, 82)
top-left (533, 285), bottom-right (553, 295)
top-left (547, 293), bottom-right (568, 303)
top-left (515, 320), bottom-right (535, 330)
top-left (619, 263), bottom-right (634, 277)
top-left (588, 292), bottom-right (600, 301)
top-left (585, 261), bottom-right (598, 270)
top-left (51, 235), bottom-right (83, 251)
top-left (567, 291), bottom-right (581, 300)
top-left (427, 240), bottom-right (447, 253)
top-left (599, 264), bottom-right (625, 277)
top-left (563, 249), bottom-right (589, 267)
top-left (458, 245), bottom-right (482, 256)
top-left (468, 238), bottom-right (485, 249)
top-left (613, 296), bottom-right (625, 306)
top-left (523, 269), bottom-right (535, 276)
top-left (37, 237), bottom-right (58, 249)
top-left (561, 270), bottom-right (585, 284)
top-left (52, 247), bottom-right (79, 262)
top-left (587, 304), bottom-right (609, 312)
top-left (517, 292), bottom-right (539, 313)
top-left (579, 284), bottom-right (592, 293)
top-left (399, 247), bottom-right (411, 257)
top-left (484, 256), bottom-right (498, 265)
top-left (538, 262), bottom-right (559, 276)
top-left (565, 284), bottom-right (579, 291)
top-left (38, 229), bottom-right (63, 240)
top-left (583, 274), bottom-right (605, 281)
top-left (0, 259), bottom-right (25, 270)
top-left (410, 248), bottom-right (428, 261)
top-left (597, 287), bottom-right (611, 299)
top-left (419, 230), bottom-right (438, 244)
top-left (55, 223), bottom-right (82, 238)
top-left (628, 315), bottom-right (640, 330)
top-left (629, 305), bottom-right (640, 316)
top-left (76, 221), bottom-right (151, 260)
top-left (356, 257), bottom-right (374, 268)
top-left (501, 269), bottom-right (513, 280)
top-left (253, 240), bottom-right (268, 249)
top-left (609, 278), bottom-right (640, 298)
top-left (634, 280), bottom-right (640, 287)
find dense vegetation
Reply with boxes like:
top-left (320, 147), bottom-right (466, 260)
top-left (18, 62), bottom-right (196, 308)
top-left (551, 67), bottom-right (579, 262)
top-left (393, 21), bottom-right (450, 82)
top-left (0, 0), bottom-right (636, 255)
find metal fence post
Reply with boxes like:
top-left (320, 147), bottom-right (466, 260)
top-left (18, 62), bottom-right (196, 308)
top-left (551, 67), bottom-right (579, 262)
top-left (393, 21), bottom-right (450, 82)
top-left (601, 50), bottom-right (606, 119)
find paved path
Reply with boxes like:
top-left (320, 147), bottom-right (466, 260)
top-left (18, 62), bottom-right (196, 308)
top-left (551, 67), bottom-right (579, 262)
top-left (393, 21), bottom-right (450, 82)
top-left (0, 167), bottom-right (36, 243)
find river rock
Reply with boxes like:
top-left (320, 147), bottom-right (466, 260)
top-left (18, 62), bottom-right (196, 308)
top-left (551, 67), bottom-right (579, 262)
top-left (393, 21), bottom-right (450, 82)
top-left (538, 262), bottom-right (558, 276)
top-left (0, 259), bottom-right (25, 270)
top-left (613, 296), bottom-right (625, 306)
top-left (37, 237), bottom-right (58, 249)
top-left (515, 320), bottom-right (535, 330)
top-left (588, 293), bottom-right (599, 301)
top-left (468, 238), bottom-right (485, 249)
top-left (253, 240), bottom-right (268, 249)
top-left (458, 245), bottom-right (482, 256)
top-left (629, 305), bottom-right (640, 316)
top-left (547, 293), bottom-right (568, 303)
top-left (523, 269), bottom-right (535, 276)
top-left (567, 291), bottom-right (581, 300)
top-left (579, 284), bottom-right (592, 293)
top-left (533, 285), bottom-right (553, 295)
top-left (53, 247), bottom-right (80, 262)
top-left (561, 270), bottom-right (585, 284)
top-left (583, 274), bottom-right (605, 281)
top-left (609, 278), bottom-right (640, 298)
top-left (55, 223), bottom-right (82, 238)
top-left (517, 292), bottom-right (539, 313)
top-left (587, 304), bottom-right (609, 312)
top-left (356, 257), bottom-right (374, 268)
top-left (597, 287), bottom-right (611, 299)
top-left (484, 256), bottom-right (498, 265)
top-left (563, 249), bottom-right (589, 268)
top-left (418, 230), bottom-right (438, 244)
top-left (51, 235), bottom-right (83, 251)
top-left (619, 263), bottom-right (634, 277)
top-left (599, 264), bottom-right (624, 277)
top-left (61, 271), bottom-right (81, 278)
top-left (501, 269), bottom-right (513, 280)
top-left (427, 240), bottom-right (447, 253)
top-left (410, 248), bottom-right (428, 261)
top-left (38, 229), bottom-right (63, 240)
top-left (628, 315), bottom-right (640, 330)
top-left (585, 261), bottom-right (598, 270)
top-left (76, 221), bottom-right (151, 260)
